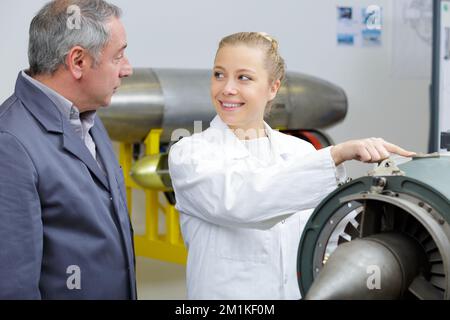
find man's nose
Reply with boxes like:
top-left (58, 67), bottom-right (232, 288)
top-left (120, 56), bottom-right (133, 78)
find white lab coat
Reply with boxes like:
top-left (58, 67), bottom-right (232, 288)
top-left (169, 115), bottom-right (346, 299)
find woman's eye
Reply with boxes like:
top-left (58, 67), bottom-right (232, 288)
top-left (214, 72), bottom-right (224, 79)
top-left (239, 75), bottom-right (252, 81)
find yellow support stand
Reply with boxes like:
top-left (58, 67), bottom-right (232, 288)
top-left (118, 129), bottom-right (187, 265)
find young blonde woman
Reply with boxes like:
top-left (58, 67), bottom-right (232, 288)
top-left (168, 32), bottom-right (415, 299)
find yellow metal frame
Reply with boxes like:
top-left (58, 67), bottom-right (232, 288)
top-left (119, 129), bottom-right (187, 265)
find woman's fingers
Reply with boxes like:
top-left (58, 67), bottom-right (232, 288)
top-left (364, 139), bottom-right (383, 162)
top-left (382, 141), bottom-right (416, 157)
top-left (331, 138), bottom-right (416, 166)
top-left (356, 144), bottom-right (372, 162)
top-left (360, 138), bottom-right (416, 163)
top-left (365, 137), bottom-right (391, 163)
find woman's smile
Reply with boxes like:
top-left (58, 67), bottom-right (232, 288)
top-left (219, 100), bottom-right (245, 110)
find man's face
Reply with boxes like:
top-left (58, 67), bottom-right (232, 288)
top-left (80, 17), bottom-right (132, 111)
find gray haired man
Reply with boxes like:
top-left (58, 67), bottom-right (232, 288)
top-left (0, 0), bottom-right (135, 299)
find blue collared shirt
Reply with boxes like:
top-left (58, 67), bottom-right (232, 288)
top-left (21, 71), bottom-right (99, 163)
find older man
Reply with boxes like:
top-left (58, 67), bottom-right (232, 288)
top-left (0, 0), bottom-right (135, 299)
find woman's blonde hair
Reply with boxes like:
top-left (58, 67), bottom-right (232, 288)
top-left (217, 32), bottom-right (286, 84)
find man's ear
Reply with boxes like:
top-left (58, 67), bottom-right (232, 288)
top-left (66, 46), bottom-right (89, 80)
top-left (268, 79), bottom-right (281, 101)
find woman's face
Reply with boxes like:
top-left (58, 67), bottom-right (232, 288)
top-left (211, 44), bottom-right (280, 132)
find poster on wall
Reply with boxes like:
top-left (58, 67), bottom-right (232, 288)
top-left (391, 0), bottom-right (432, 79)
top-left (337, 5), bottom-right (382, 47)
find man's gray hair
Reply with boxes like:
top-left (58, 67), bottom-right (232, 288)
top-left (28, 0), bottom-right (122, 75)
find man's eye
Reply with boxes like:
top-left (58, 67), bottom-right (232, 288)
top-left (214, 72), bottom-right (224, 79)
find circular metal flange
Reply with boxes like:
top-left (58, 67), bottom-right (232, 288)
top-left (297, 173), bottom-right (450, 299)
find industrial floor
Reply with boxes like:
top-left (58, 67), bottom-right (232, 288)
top-left (136, 256), bottom-right (187, 300)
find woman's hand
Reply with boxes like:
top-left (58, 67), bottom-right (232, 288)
top-left (330, 138), bottom-right (416, 166)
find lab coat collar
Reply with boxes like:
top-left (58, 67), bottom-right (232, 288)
top-left (208, 115), bottom-right (290, 160)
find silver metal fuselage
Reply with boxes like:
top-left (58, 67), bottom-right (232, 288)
top-left (98, 68), bottom-right (348, 143)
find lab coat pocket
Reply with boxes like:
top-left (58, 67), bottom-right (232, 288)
top-left (215, 227), bottom-right (270, 263)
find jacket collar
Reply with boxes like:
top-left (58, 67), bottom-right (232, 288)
top-left (14, 71), bottom-right (110, 191)
top-left (14, 71), bottom-right (64, 134)
top-left (207, 115), bottom-right (290, 160)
